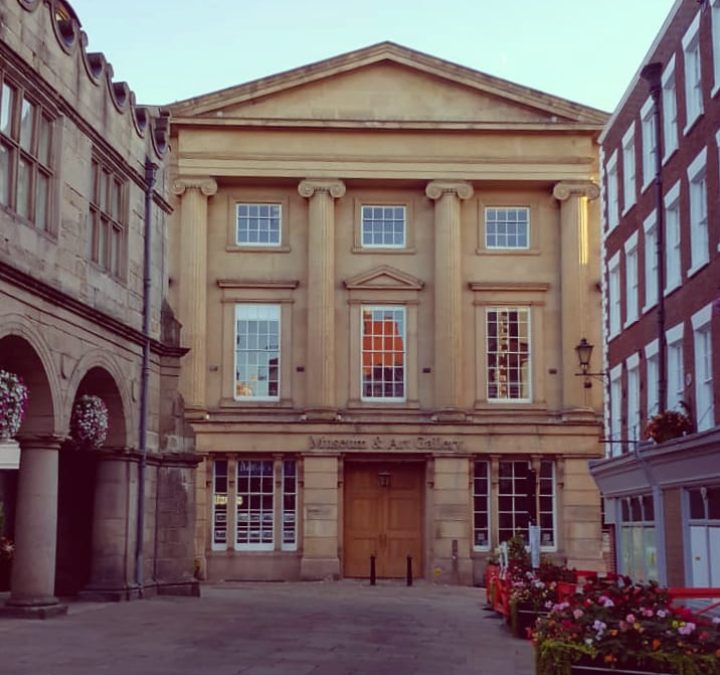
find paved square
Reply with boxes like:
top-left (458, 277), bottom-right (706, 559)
top-left (0, 581), bottom-right (533, 675)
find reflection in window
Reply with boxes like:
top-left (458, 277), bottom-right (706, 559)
top-left (235, 304), bottom-right (280, 400)
top-left (486, 308), bottom-right (531, 401)
top-left (620, 495), bottom-right (657, 581)
top-left (361, 306), bottom-right (405, 400)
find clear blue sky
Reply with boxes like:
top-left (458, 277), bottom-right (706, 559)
top-left (67, 0), bottom-right (677, 112)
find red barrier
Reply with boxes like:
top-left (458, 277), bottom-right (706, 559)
top-left (667, 587), bottom-right (720, 615)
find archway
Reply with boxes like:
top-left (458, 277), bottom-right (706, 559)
top-left (55, 367), bottom-right (127, 595)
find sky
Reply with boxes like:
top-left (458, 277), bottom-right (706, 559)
top-left (66, 0), bottom-right (678, 113)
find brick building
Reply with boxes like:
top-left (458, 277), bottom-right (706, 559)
top-left (0, 0), bottom-right (197, 615)
top-left (591, 0), bottom-right (720, 587)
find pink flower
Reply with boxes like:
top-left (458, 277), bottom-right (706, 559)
top-left (625, 613), bottom-right (636, 623)
top-left (573, 609), bottom-right (584, 620)
top-left (678, 622), bottom-right (696, 635)
top-left (657, 609), bottom-right (667, 618)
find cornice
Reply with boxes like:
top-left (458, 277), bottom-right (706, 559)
top-left (469, 282), bottom-right (550, 293)
top-left (217, 279), bottom-right (299, 290)
top-left (0, 261), bottom-right (187, 358)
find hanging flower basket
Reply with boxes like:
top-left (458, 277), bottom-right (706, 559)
top-left (643, 409), bottom-right (692, 444)
top-left (0, 369), bottom-right (29, 440)
top-left (70, 395), bottom-right (108, 448)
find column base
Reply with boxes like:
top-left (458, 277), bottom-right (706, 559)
top-left (1, 597), bottom-right (68, 619)
top-left (300, 557), bottom-right (340, 580)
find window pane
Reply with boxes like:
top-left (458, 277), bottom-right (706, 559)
top-left (235, 305), bottom-right (281, 399)
top-left (38, 117), bottom-right (51, 166)
top-left (708, 488), bottom-right (720, 520)
top-left (17, 156), bottom-right (31, 219)
top-left (19, 98), bottom-right (35, 152)
top-left (0, 143), bottom-right (10, 205)
top-left (0, 84), bottom-right (14, 137)
top-left (361, 306), bottom-right (405, 399)
top-left (35, 171), bottom-right (48, 230)
top-left (236, 202), bottom-right (281, 245)
top-left (361, 205), bottom-right (406, 248)
top-left (486, 308), bottom-right (531, 401)
top-left (689, 489), bottom-right (705, 520)
top-left (485, 207), bottom-right (529, 249)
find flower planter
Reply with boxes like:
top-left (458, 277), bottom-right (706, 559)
top-left (512, 608), bottom-right (546, 639)
top-left (570, 658), bottom-right (671, 675)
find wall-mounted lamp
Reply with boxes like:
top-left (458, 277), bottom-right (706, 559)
top-left (575, 338), bottom-right (607, 388)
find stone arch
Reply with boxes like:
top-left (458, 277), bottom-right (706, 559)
top-left (0, 315), bottom-right (62, 436)
top-left (65, 350), bottom-right (134, 449)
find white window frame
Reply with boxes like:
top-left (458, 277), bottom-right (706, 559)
top-left (643, 210), bottom-right (658, 312)
top-left (682, 13), bottom-right (704, 134)
top-left (472, 460), bottom-right (490, 551)
top-left (666, 322), bottom-right (685, 413)
top-left (662, 57), bottom-right (679, 162)
top-left (713, 0), bottom-right (720, 97)
top-left (622, 124), bottom-right (637, 213)
top-left (610, 364), bottom-right (623, 457)
top-left (640, 97), bottom-right (657, 192)
top-left (360, 305), bottom-right (407, 402)
top-left (484, 206), bottom-right (530, 250)
top-left (626, 354), bottom-right (641, 443)
top-left (663, 181), bottom-right (682, 294)
top-left (608, 251), bottom-right (621, 338)
top-left (692, 303), bottom-right (715, 432)
top-left (236, 202), bottom-right (282, 247)
top-left (234, 304), bottom-right (281, 402)
top-left (360, 204), bottom-right (407, 249)
top-left (687, 148), bottom-right (709, 275)
top-left (485, 306), bottom-right (532, 403)
top-left (624, 231), bottom-right (639, 326)
top-left (645, 339), bottom-right (660, 419)
top-left (606, 150), bottom-right (619, 231)
top-left (620, 495), bottom-right (658, 582)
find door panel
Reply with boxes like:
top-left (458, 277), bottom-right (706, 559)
top-left (344, 462), bottom-right (423, 578)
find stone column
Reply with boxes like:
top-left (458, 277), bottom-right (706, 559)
top-left (300, 455), bottom-right (340, 580)
top-left (5, 435), bottom-right (66, 617)
top-left (298, 179), bottom-right (346, 417)
top-left (82, 448), bottom-right (135, 601)
top-left (553, 181), bottom-right (600, 411)
top-left (172, 177), bottom-right (218, 411)
top-left (425, 181), bottom-right (474, 412)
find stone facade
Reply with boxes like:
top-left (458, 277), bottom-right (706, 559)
top-left (168, 43), bottom-right (609, 584)
top-left (0, 0), bottom-right (197, 614)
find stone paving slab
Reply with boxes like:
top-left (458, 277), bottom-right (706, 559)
top-left (0, 581), bottom-right (533, 675)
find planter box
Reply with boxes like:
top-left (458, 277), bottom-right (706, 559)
top-left (0, 440), bottom-right (20, 470)
top-left (571, 665), bottom-right (668, 675)
top-left (513, 608), bottom-right (546, 639)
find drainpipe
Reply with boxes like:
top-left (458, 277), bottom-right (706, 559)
top-left (640, 63), bottom-right (666, 413)
top-left (135, 157), bottom-right (158, 598)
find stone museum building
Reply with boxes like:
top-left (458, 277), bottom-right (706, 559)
top-left (168, 43), bottom-right (610, 584)
top-left (0, 0), bottom-right (197, 615)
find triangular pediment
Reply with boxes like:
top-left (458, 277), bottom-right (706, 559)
top-left (344, 265), bottom-right (424, 291)
top-left (169, 43), bottom-right (607, 127)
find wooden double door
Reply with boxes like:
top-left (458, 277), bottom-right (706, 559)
top-left (343, 462), bottom-right (424, 578)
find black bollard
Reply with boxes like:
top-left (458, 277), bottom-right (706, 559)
top-left (406, 555), bottom-right (413, 586)
top-left (370, 555), bottom-right (376, 586)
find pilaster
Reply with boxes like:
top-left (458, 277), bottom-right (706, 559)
top-left (553, 181), bottom-right (600, 411)
top-left (425, 181), bottom-right (473, 412)
top-left (172, 177), bottom-right (218, 411)
top-left (298, 179), bottom-right (346, 417)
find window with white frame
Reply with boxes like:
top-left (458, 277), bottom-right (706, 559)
top-left (610, 364), bottom-right (623, 456)
top-left (627, 354), bottom-right (641, 442)
top-left (645, 339), bottom-right (660, 419)
top-left (666, 322), bottom-right (685, 412)
top-left (236, 203), bottom-right (281, 246)
top-left (608, 252), bottom-right (621, 337)
top-left (682, 14), bottom-right (704, 132)
top-left (643, 211), bottom-right (658, 311)
top-left (234, 459), bottom-right (298, 550)
top-left (688, 486), bottom-right (720, 587)
top-left (485, 207), bottom-right (530, 249)
top-left (212, 459), bottom-right (228, 549)
top-left (692, 304), bottom-right (714, 432)
top-left (664, 182), bottom-right (681, 293)
top-left (687, 148), bottom-right (709, 273)
top-left (486, 307), bottom-right (531, 402)
top-left (361, 306), bottom-right (406, 400)
top-left (622, 125), bottom-right (636, 212)
top-left (0, 75), bottom-right (55, 231)
top-left (640, 98), bottom-right (657, 191)
top-left (662, 58), bottom-right (678, 160)
top-left (713, 0), bottom-right (720, 95)
top-left (473, 461), bottom-right (490, 549)
top-left (624, 232), bottom-right (639, 325)
top-left (620, 495), bottom-right (658, 582)
top-left (361, 205), bottom-right (406, 248)
top-left (234, 304), bottom-right (281, 400)
top-left (606, 151), bottom-right (619, 230)
top-left (497, 459), bottom-right (555, 548)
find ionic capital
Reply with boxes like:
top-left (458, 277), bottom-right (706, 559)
top-left (298, 179), bottom-right (346, 199)
top-left (553, 181), bottom-right (600, 202)
top-left (425, 181), bottom-right (474, 201)
top-left (172, 177), bottom-right (218, 197)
